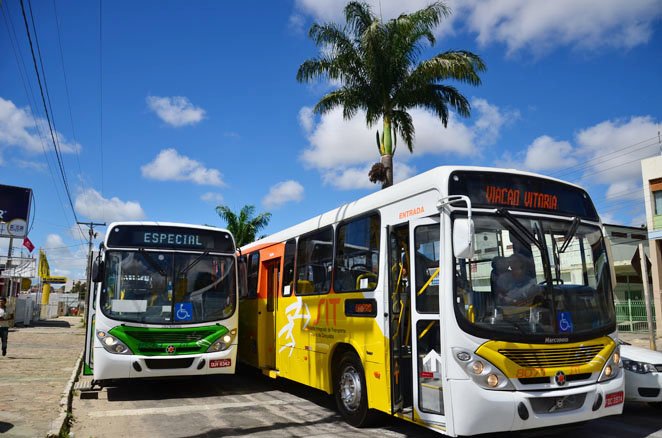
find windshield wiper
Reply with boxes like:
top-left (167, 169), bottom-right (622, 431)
top-left (558, 217), bottom-right (581, 254)
top-left (495, 208), bottom-right (544, 252)
top-left (138, 249), bottom-right (166, 277)
top-left (177, 251), bottom-right (210, 276)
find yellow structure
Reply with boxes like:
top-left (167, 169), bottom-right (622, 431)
top-left (38, 249), bottom-right (51, 306)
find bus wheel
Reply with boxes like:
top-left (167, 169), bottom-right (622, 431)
top-left (334, 352), bottom-right (374, 427)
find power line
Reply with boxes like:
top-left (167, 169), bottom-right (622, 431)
top-left (19, 0), bottom-right (83, 238)
top-left (1, 1), bottom-right (73, 235)
top-left (51, 0), bottom-right (83, 178)
top-left (550, 136), bottom-right (659, 179)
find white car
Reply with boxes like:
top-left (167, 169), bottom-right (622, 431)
top-left (619, 340), bottom-right (662, 408)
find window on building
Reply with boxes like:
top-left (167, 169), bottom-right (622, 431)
top-left (655, 190), bottom-right (662, 216)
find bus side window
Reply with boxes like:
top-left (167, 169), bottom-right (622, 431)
top-left (282, 239), bottom-right (296, 297)
top-left (238, 255), bottom-right (248, 299)
top-left (247, 253), bottom-right (259, 299)
top-left (296, 226), bottom-right (333, 294)
top-left (334, 213), bottom-right (380, 292)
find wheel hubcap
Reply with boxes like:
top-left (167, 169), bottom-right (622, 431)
top-left (340, 365), bottom-right (362, 412)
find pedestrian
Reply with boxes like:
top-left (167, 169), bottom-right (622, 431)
top-left (0, 296), bottom-right (11, 356)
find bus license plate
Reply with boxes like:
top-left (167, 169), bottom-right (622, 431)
top-left (210, 359), bottom-right (232, 368)
top-left (605, 391), bottom-right (624, 407)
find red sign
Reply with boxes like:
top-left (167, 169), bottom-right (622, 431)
top-left (605, 391), bottom-right (624, 407)
top-left (420, 371), bottom-right (434, 379)
top-left (23, 236), bottom-right (35, 252)
top-left (210, 359), bottom-right (232, 368)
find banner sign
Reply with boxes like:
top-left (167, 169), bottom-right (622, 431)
top-left (42, 276), bottom-right (67, 284)
top-left (0, 184), bottom-right (32, 238)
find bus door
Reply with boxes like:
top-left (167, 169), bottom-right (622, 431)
top-left (388, 224), bottom-right (412, 413)
top-left (409, 217), bottom-right (445, 424)
top-left (83, 252), bottom-right (99, 376)
top-left (260, 256), bottom-right (280, 370)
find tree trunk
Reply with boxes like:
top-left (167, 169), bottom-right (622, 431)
top-left (381, 154), bottom-right (393, 189)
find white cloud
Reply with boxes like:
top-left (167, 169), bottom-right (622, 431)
top-left (201, 192), bottom-right (224, 204)
top-left (300, 106), bottom-right (479, 171)
top-left (43, 233), bottom-right (88, 279)
top-left (75, 188), bottom-right (146, 223)
top-left (523, 136), bottom-right (578, 171)
top-left (293, 0), bottom-right (660, 56)
top-left (472, 98), bottom-right (519, 145)
top-left (146, 96), bottom-right (205, 127)
top-left (141, 148), bottom-right (224, 186)
top-left (321, 162), bottom-right (417, 190)
top-left (293, 0), bottom-right (459, 36)
top-left (508, 116), bottom-right (659, 190)
top-left (263, 180), bottom-right (304, 208)
top-left (459, 0), bottom-right (661, 55)
top-left (298, 98), bottom-right (514, 189)
top-left (15, 159), bottom-right (47, 171)
top-left (575, 116), bottom-right (659, 197)
top-left (298, 106), bottom-right (315, 134)
top-left (288, 13), bottom-right (306, 33)
top-left (0, 97), bottom-right (80, 155)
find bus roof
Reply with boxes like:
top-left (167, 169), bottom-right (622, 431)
top-left (243, 165), bottom-right (594, 252)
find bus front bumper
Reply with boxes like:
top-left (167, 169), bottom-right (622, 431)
top-left (93, 346), bottom-right (237, 381)
top-left (450, 375), bottom-right (624, 436)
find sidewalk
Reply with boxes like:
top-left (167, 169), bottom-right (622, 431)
top-left (0, 316), bottom-right (85, 437)
top-left (618, 331), bottom-right (662, 351)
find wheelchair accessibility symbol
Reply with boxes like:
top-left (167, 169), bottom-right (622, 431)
top-left (557, 311), bottom-right (573, 333)
top-left (175, 302), bottom-right (193, 321)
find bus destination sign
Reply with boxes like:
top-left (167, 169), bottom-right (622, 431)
top-left (485, 185), bottom-right (558, 210)
top-left (449, 171), bottom-right (599, 220)
top-left (107, 224), bottom-right (235, 252)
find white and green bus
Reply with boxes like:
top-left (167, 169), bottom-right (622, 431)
top-left (83, 222), bottom-right (238, 385)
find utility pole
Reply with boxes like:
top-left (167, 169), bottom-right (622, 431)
top-left (77, 222), bottom-right (105, 317)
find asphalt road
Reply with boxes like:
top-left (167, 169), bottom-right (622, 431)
top-left (71, 365), bottom-right (662, 438)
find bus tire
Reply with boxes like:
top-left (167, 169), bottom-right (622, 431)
top-left (334, 351), bottom-right (375, 427)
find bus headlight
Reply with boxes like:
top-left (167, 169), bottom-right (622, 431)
top-left (452, 347), bottom-right (514, 391)
top-left (598, 345), bottom-right (621, 382)
top-left (207, 328), bottom-right (237, 353)
top-left (96, 330), bottom-right (132, 355)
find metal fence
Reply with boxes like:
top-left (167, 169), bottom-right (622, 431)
top-left (615, 299), bottom-right (657, 332)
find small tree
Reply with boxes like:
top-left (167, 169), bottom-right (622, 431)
top-left (215, 205), bottom-right (272, 247)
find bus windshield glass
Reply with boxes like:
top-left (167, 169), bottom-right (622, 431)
top-left (454, 214), bottom-right (616, 341)
top-left (100, 250), bottom-right (236, 324)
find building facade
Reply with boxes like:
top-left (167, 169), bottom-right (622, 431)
top-left (642, 155), bottom-right (662, 336)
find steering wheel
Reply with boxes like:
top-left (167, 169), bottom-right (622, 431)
top-left (539, 278), bottom-right (564, 285)
top-left (351, 263), bottom-right (370, 272)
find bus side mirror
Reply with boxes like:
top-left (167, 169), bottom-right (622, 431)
top-left (453, 219), bottom-right (474, 259)
top-left (92, 260), bottom-right (104, 283)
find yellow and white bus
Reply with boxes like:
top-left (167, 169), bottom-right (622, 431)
top-left (83, 222), bottom-right (239, 384)
top-left (238, 166), bottom-right (623, 436)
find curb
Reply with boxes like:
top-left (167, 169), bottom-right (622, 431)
top-left (47, 350), bottom-right (83, 438)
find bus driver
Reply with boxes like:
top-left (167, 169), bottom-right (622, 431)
top-left (497, 254), bottom-right (540, 307)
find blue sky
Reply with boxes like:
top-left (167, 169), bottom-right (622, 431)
top-left (1, 0), bottom-right (661, 280)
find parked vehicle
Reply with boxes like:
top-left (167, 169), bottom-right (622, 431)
top-left (620, 341), bottom-right (662, 408)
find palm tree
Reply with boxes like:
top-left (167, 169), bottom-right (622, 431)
top-left (215, 205), bottom-right (272, 247)
top-left (297, 1), bottom-right (486, 188)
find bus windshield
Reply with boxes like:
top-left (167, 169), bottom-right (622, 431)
top-left (100, 250), bottom-right (236, 324)
top-left (454, 214), bottom-right (616, 341)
